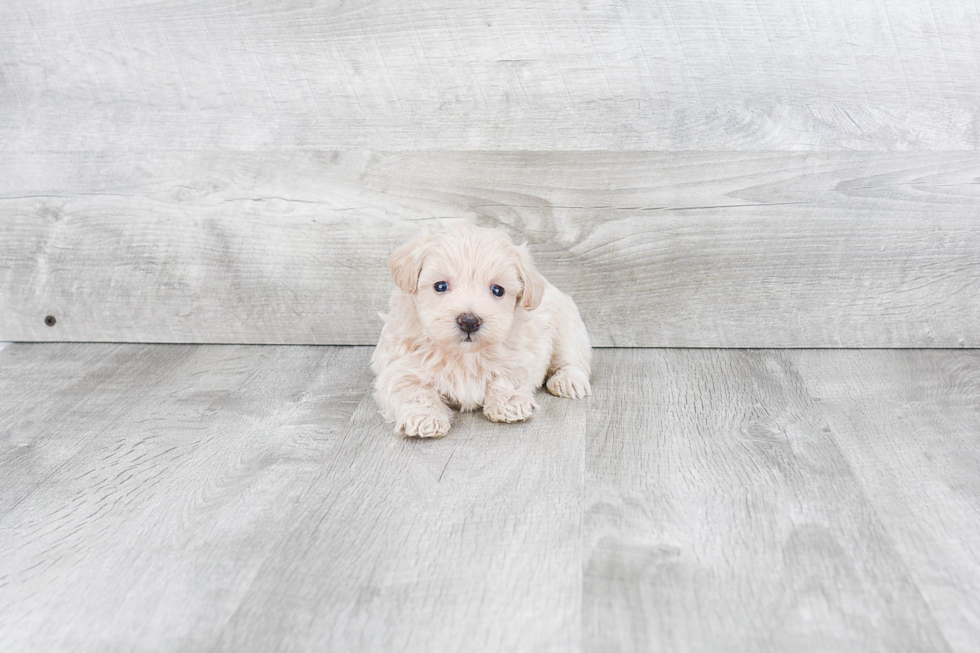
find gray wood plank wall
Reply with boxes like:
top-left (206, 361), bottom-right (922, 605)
top-left (2, 0), bottom-right (979, 150)
top-left (2, 1), bottom-right (979, 346)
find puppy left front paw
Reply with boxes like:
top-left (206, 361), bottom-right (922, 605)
top-left (398, 406), bottom-right (451, 438)
top-left (546, 367), bottom-right (592, 399)
top-left (483, 392), bottom-right (538, 423)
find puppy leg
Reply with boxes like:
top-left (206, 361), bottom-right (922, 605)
top-left (483, 377), bottom-right (539, 423)
top-left (546, 295), bottom-right (593, 399)
top-left (376, 369), bottom-right (453, 438)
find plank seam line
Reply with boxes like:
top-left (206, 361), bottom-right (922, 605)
top-left (2, 342), bottom-right (978, 352)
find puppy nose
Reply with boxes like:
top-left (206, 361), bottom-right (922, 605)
top-left (457, 313), bottom-right (482, 333)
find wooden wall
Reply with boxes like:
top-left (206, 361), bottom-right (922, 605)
top-left (2, 0), bottom-right (978, 346)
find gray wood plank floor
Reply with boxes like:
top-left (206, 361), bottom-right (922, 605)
top-left (1, 344), bottom-right (978, 652)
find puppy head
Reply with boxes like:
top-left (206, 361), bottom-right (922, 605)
top-left (389, 225), bottom-right (546, 350)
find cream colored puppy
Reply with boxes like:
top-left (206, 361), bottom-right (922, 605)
top-left (372, 225), bottom-right (592, 438)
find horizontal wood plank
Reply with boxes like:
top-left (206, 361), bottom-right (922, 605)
top-left (1, 0), bottom-right (979, 150)
top-left (2, 151), bottom-right (979, 347)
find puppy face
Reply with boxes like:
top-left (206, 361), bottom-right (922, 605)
top-left (389, 226), bottom-right (545, 350)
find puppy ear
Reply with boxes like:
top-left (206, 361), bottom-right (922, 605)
top-left (389, 234), bottom-right (431, 293)
top-left (516, 244), bottom-right (546, 311)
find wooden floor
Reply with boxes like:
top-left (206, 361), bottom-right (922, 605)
top-left (1, 344), bottom-right (977, 652)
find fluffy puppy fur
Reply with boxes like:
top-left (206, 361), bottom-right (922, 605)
top-left (372, 225), bottom-right (592, 438)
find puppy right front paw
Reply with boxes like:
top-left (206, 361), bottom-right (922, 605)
top-left (397, 407), bottom-right (451, 438)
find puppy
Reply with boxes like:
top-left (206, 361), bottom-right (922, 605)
top-left (372, 225), bottom-right (592, 438)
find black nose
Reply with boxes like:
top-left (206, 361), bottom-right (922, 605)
top-left (457, 313), bottom-right (482, 333)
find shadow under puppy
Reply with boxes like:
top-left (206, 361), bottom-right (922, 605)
top-left (372, 225), bottom-right (592, 438)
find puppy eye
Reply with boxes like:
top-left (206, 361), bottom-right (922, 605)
top-left (490, 284), bottom-right (505, 297)
top-left (434, 281), bottom-right (449, 292)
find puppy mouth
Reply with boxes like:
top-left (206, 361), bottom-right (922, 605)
top-left (457, 331), bottom-right (483, 346)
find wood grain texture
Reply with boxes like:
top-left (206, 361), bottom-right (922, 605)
top-left (1, 0), bottom-right (979, 150)
top-left (584, 349), bottom-right (953, 653)
top-left (2, 344), bottom-right (979, 650)
top-left (3, 150), bottom-right (979, 347)
top-left (0, 343), bottom-right (194, 519)
top-left (794, 350), bottom-right (980, 653)
top-left (0, 343), bottom-right (371, 651)
top-left (0, 342), bottom-right (585, 652)
top-left (214, 375), bottom-right (586, 653)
